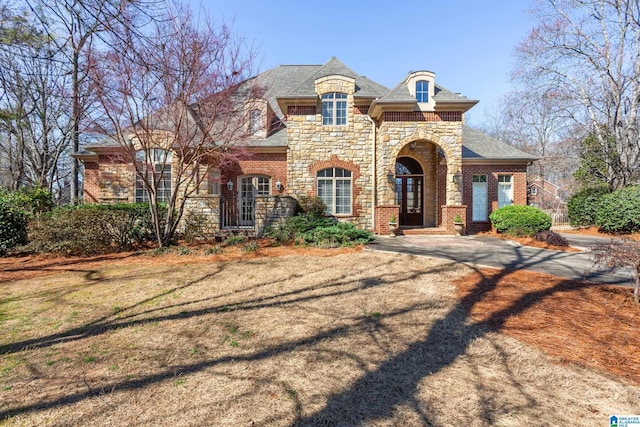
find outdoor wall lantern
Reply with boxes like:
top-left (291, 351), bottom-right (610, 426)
top-left (275, 180), bottom-right (283, 192)
top-left (387, 172), bottom-right (395, 184)
top-left (452, 173), bottom-right (463, 185)
top-left (226, 180), bottom-right (234, 191)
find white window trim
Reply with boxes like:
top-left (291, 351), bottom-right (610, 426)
top-left (135, 149), bottom-right (172, 203)
top-left (321, 92), bottom-right (347, 126)
top-left (317, 167), bottom-right (352, 215)
top-left (498, 174), bottom-right (514, 208)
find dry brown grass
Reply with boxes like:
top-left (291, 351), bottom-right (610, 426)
top-left (1, 246), bottom-right (639, 426)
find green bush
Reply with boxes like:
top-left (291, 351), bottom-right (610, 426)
top-left (567, 187), bottom-right (611, 227)
top-left (0, 199), bottom-right (28, 256)
top-left (489, 205), bottom-right (552, 237)
top-left (265, 212), bottom-right (372, 247)
top-left (595, 185), bottom-right (640, 234)
top-left (0, 188), bottom-right (54, 217)
top-left (26, 203), bottom-right (162, 255)
top-left (297, 222), bottom-right (373, 247)
top-left (265, 214), bottom-right (336, 244)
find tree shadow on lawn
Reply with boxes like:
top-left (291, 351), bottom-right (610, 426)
top-left (0, 256), bottom-right (412, 355)
top-left (293, 267), bottom-right (600, 425)
top-left (0, 251), bottom-right (601, 424)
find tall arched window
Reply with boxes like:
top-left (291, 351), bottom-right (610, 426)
top-left (135, 149), bottom-right (172, 203)
top-left (317, 167), bottom-right (352, 215)
top-left (321, 93), bottom-right (347, 126)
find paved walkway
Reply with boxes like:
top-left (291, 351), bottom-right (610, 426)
top-left (364, 234), bottom-right (633, 286)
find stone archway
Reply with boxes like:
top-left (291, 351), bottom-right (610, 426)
top-left (394, 142), bottom-right (439, 227)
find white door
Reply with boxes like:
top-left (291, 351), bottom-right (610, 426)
top-left (472, 175), bottom-right (488, 221)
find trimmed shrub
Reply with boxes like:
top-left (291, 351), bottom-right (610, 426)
top-left (534, 230), bottom-right (569, 247)
top-left (0, 199), bottom-right (28, 256)
top-left (26, 203), bottom-right (162, 255)
top-left (595, 185), bottom-right (640, 234)
top-left (567, 187), bottom-right (611, 227)
top-left (265, 214), bottom-right (337, 244)
top-left (489, 205), bottom-right (552, 237)
top-left (265, 212), bottom-right (372, 247)
top-left (297, 222), bottom-right (373, 248)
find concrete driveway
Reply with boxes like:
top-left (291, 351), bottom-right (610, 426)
top-left (365, 234), bottom-right (633, 286)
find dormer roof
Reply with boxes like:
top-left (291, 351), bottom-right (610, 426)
top-left (283, 57), bottom-right (389, 99)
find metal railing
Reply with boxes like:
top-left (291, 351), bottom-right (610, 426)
top-left (548, 210), bottom-right (570, 226)
top-left (220, 196), bottom-right (254, 229)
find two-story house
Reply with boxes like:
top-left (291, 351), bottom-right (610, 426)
top-left (75, 57), bottom-right (537, 236)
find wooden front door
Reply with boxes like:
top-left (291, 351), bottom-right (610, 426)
top-left (395, 157), bottom-right (424, 227)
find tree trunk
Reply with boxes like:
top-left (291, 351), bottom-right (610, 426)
top-left (70, 50), bottom-right (80, 205)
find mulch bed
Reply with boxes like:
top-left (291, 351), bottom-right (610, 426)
top-left (453, 268), bottom-right (640, 385)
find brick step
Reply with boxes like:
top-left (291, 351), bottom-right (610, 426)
top-left (398, 227), bottom-right (450, 236)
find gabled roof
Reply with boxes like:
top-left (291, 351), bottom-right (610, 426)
top-left (284, 57), bottom-right (388, 99)
top-left (462, 126), bottom-right (538, 161)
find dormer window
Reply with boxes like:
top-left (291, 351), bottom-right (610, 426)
top-left (322, 92), bottom-right (347, 126)
top-left (416, 80), bottom-right (429, 103)
top-left (250, 109), bottom-right (262, 135)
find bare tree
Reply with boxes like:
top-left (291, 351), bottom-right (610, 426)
top-left (24, 0), bottom-right (161, 203)
top-left (593, 238), bottom-right (640, 302)
top-left (515, 0), bottom-right (640, 190)
top-left (89, 1), bottom-right (256, 247)
top-left (481, 87), bottom-right (576, 209)
top-left (0, 3), bottom-right (72, 194)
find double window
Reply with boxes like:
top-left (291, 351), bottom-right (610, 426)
top-left (322, 92), bottom-right (347, 126)
top-left (416, 80), bottom-right (428, 103)
top-left (317, 167), bottom-right (351, 215)
top-left (135, 149), bottom-right (172, 203)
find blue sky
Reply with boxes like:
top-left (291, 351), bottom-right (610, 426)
top-left (199, 0), bottom-right (535, 126)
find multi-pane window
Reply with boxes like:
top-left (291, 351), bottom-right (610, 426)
top-left (249, 109), bottom-right (262, 135)
top-left (317, 167), bottom-right (352, 215)
top-left (416, 80), bottom-right (428, 103)
top-left (472, 175), bottom-right (488, 221)
top-left (498, 175), bottom-right (513, 208)
top-left (135, 149), bottom-right (172, 203)
top-left (322, 92), bottom-right (347, 126)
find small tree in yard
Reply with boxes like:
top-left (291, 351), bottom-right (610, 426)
top-left (592, 239), bottom-right (640, 302)
top-left (89, 1), bottom-right (256, 247)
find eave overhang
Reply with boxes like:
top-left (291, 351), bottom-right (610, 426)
top-left (434, 99), bottom-right (479, 113)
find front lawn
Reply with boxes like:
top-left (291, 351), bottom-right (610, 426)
top-left (0, 247), bottom-right (638, 426)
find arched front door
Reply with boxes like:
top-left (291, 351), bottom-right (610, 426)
top-left (395, 157), bottom-right (423, 226)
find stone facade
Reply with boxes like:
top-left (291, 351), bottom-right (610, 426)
top-left (286, 76), bottom-right (374, 230)
top-left (77, 59), bottom-right (536, 237)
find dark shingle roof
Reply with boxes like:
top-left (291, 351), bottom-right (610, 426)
top-left (462, 126), bottom-right (538, 161)
top-left (285, 57), bottom-right (389, 99)
top-left (434, 85), bottom-right (475, 103)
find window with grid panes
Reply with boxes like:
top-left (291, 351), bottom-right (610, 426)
top-left (317, 167), bottom-right (352, 215)
top-left (498, 175), bottom-right (513, 208)
top-left (416, 80), bottom-right (428, 103)
top-left (321, 93), bottom-right (347, 126)
top-left (135, 149), bottom-right (172, 203)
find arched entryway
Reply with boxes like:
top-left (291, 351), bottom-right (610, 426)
top-left (395, 157), bottom-right (423, 226)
